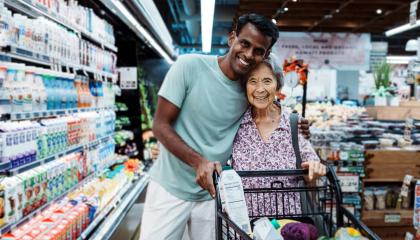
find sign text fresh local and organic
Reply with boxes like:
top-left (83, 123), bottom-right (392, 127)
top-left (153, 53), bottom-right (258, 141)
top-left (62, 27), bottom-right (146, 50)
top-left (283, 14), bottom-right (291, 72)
top-left (272, 32), bottom-right (371, 70)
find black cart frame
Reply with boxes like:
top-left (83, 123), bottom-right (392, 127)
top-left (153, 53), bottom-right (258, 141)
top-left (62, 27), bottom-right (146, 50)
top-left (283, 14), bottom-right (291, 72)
top-left (214, 166), bottom-right (380, 240)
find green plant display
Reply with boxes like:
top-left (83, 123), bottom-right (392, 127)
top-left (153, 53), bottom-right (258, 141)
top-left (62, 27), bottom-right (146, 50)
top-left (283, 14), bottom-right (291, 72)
top-left (138, 66), bottom-right (153, 130)
top-left (373, 62), bottom-right (392, 97)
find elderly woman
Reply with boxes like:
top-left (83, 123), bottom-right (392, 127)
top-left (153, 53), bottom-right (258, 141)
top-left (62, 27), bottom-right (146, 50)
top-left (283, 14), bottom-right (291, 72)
top-left (231, 56), bottom-right (326, 216)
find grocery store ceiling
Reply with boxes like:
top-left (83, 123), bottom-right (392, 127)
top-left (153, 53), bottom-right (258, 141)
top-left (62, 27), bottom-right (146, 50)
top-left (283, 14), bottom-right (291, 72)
top-left (155, 0), bottom-right (420, 55)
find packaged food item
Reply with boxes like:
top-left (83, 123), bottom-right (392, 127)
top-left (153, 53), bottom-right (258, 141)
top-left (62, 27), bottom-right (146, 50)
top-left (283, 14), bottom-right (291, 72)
top-left (253, 217), bottom-right (283, 240)
top-left (374, 188), bottom-right (387, 210)
top-left (363, 188), bottom-right (374, 211)
top-left (218, 167), bottom-right (251, 235)
top-left (3, 177), bottom-right (20, 224)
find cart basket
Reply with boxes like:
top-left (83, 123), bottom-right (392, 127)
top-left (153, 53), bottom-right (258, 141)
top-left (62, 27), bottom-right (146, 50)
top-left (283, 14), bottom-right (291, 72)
top-left (214, 166), bottom-right (380, 240)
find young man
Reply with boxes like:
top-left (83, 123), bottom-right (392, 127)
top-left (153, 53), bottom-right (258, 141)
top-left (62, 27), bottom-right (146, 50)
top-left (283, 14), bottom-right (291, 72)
top-left (140, 13), bottom-right (310, 240)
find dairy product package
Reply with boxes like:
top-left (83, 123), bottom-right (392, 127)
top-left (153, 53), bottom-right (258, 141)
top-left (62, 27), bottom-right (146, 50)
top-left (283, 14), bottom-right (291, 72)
top-left (253, 217), bottom-right (284, 240)
top-left (218, 168), bottom-right (251, 235)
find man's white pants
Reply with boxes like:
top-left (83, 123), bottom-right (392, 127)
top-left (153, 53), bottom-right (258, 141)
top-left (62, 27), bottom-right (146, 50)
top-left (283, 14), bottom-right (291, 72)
top-left (140, 180), bottom-right (215, 240)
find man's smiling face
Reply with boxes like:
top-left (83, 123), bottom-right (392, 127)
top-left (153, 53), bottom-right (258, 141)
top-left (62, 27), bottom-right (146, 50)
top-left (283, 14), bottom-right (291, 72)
top-left (227, 23), bottom-right (273, 78)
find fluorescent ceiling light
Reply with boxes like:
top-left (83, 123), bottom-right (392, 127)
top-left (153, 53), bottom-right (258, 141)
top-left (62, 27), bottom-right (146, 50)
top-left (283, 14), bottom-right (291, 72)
top-left (201, 0), bottom-right (215, 53)
top-left (385, 20), bottom-right (420, 37)
top-left (386, 55), bottom-right (415, 64)
top-left (133, 0), bottom-right (174, 54)
top-left (106, 0), bottom-right (174, 64)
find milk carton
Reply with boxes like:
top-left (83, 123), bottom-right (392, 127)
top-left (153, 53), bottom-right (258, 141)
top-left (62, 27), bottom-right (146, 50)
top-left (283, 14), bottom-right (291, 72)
top-left (3, 177), bottom-right (20, 224)
top-left (218, 167), bottom-right (251, 235)
top-left (253, 217), bottom-right (284, 240)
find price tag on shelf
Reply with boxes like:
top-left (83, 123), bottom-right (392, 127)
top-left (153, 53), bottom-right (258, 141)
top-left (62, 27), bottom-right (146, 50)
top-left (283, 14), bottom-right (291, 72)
top-left (384, 213), bottom-right (401, 223)
top-left (337, 174), bottom-right (359, 192)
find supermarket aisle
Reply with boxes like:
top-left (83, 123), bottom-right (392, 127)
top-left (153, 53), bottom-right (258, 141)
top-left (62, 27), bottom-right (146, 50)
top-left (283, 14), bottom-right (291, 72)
top-left (110, 184), bottom-right (147, 240)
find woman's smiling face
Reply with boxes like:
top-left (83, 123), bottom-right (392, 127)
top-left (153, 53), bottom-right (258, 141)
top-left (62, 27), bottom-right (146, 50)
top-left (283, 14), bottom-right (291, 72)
top-left (246, 63), bottom-right (278, 110)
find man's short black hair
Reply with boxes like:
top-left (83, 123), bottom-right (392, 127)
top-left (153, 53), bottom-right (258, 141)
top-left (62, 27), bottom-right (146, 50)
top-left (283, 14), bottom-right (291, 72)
top-left (235, 13), bottom-right (279, 49)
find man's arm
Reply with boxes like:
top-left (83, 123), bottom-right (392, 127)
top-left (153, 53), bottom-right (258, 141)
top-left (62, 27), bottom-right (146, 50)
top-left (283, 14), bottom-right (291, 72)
top-left (152, 97), bottom-right (221, 197)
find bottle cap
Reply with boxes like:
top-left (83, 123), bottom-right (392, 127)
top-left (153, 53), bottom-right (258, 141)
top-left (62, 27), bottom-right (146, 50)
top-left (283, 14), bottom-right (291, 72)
top-left (222, 166), bottom-right (232, 171)
top-left (271, 219), bottom-right (280, 230)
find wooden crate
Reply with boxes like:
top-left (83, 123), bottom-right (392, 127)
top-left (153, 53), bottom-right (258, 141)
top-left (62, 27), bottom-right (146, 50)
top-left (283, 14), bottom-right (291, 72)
top-left (369, 226), bottom-right (415, 240)
top-left (362, 209), bottom-right (413, 227)
top-left (365, 149), bottom-right (420, 180)
top-left (366, 106), bottom-right (420, 120)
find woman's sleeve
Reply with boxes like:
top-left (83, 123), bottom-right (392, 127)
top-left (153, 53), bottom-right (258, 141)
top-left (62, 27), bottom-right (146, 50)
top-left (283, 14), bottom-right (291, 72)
top-left (298, 132), bottom-right (320, 162)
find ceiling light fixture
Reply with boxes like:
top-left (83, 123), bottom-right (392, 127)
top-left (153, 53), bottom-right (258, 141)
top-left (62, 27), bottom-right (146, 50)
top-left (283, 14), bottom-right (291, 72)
top-left (201, 0), bottom-right (216, 53)
top-left (284, 7), bottom-right (289, 12)
top-left (292, 0), bottom-right (297, 2)
top-left (106, 0), bottom-right (174, 64)
top-left (272, 19), bottom-right (277, 24)
top-left (376, 9), bottom-right (382, 14)
top-left (385, 20), bottom-right (420, 37)
top-left (335, 9), bottom-right (340, 13)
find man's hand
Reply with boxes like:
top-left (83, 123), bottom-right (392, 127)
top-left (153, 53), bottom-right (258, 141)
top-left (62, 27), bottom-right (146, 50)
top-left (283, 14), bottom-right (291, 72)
top-left (301, 161), bottom-right (326, 181)
top-left (193, 159), bottom-right (222, 198)
top-left (298, 118), bottom-right (311, 139)
top-left (150, 144), bottom-right (160, 160)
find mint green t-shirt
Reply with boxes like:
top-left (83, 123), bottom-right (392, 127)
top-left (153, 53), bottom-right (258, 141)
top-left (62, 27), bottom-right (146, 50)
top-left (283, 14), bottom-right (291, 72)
top-left (150, 54), bottom-right (248, 201)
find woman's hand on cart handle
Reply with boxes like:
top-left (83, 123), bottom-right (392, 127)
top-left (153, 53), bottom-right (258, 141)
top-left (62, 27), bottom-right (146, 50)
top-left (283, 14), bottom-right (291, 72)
top-left (301, 161), bottom-right (327, 181)
top-left (298, 117), bottom-right (311, 139)
top-left (194, 158), bottom-right (222, 198)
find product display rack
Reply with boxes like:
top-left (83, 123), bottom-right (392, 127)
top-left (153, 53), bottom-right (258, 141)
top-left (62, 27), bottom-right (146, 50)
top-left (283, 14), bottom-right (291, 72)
top-left (1, 134), bottom-right (113, 175)
top-left (0, 106), bottom-right (116, 121)
top-left (79, 173), bottom-right (150, 240)
top-left (0, 171), bottom-right (97, 235)
top-left (0, 46), bottom-right (118, 81)
top-left (4, 0), bottom-right (118, 53)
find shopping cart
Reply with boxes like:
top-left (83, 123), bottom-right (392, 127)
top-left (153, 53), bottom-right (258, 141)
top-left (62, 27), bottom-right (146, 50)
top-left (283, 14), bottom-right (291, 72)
top-left (213, 166), bottom-right (380, 240)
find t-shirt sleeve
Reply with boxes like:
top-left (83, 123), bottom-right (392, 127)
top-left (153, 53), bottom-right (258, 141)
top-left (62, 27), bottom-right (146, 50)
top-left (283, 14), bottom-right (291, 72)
top-left (158, 55), bottom-right (191, 108)
top-left (298, 132), bottom-right (320, 163)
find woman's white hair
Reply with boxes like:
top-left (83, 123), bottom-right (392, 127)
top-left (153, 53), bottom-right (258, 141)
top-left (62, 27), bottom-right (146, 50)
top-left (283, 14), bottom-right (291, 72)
top-left (263, 53), bottom-right (284, 90)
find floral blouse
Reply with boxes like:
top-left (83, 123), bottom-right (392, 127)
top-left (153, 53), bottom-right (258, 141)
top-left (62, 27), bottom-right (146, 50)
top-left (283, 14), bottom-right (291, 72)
top-left (231, 107), bottom-right (319, 217)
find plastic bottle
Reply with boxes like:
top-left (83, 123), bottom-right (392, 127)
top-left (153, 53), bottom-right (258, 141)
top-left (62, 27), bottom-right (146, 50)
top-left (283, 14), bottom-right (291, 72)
top-left (0, 64), bottom-right (9, 114)
top-left (23, 67), bottom-right (34, 112)
top-left (35, 69), bottom-right (47, 112)
top-left (12, 63), bottom-right (26, 113)
top-left (74, 76), bottom-right (82, 108)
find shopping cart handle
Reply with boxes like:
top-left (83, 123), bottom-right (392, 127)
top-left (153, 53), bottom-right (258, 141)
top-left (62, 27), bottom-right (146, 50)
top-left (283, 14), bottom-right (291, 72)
top-left (236, 169), bottom-right (309, 177)
top-left (213, 171), bottom-right (220, 188)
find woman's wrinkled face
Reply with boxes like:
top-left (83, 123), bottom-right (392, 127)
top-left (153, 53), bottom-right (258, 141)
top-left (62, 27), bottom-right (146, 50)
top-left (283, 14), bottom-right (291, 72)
top-left (246, 63), bottom-right (278, 110)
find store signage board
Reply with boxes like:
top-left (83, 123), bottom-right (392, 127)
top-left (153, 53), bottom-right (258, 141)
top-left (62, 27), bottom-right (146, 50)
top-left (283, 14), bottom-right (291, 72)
top-left (272, 32), bottom-right (371, 70)
top-left (119, 67), bottom-right (138, 90)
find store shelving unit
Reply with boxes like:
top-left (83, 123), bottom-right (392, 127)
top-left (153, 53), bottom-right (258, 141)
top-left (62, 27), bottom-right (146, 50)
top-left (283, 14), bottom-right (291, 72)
top-left (1, 134), bottom-right (113, 175)
top-left (79, 173), bottom-right (150, 240)
top-left (4, 0), bottom-right (118, 53)
top-left (362, 149), bottom-right (420, 239)
top-left (0, 0), bottom-right (159, 238)
top-left (0, 45), bottom-right (117, 81)
top-left (0, 172), bottom-right (97, 235)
